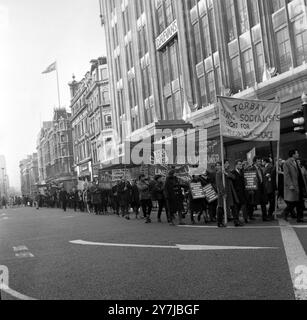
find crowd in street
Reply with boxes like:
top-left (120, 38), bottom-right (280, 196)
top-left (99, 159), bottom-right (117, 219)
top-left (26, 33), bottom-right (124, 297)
top-left (4, 149), bottom-right (307, 228)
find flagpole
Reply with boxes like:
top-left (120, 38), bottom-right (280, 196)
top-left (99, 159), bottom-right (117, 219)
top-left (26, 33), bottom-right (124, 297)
top-left (55, 61), bottom-right (61, 108)
top-left (217, 97), bottom-right (228, 226)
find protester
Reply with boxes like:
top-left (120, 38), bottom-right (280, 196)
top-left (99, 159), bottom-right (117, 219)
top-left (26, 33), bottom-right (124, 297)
top-left (152, 175), bottom-right (169, 223)
top-left (216, 160), bottom-right (243, 228)
top-left (263, 158), bottom-right (277, 220)
top-left (246, 156), bottom-right (269, 222)
top-left (117, 177), bottom-right (132, 220)
top-left (137, 175), bottom-right (153, 223)
top-left (130, 180), bottom-right (140, 219)
top-left (232, 160), bottom-right (249, 224)
top-left (164, 170), bottom-right (186, 226)
top-left (282, 150), bottom-right (306, 223)
top-left (59, 187), bottom-right (68, 212)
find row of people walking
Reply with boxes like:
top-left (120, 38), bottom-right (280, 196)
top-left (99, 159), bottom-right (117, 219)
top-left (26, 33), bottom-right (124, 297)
top-left (27, 149), bottom-right (307, 228)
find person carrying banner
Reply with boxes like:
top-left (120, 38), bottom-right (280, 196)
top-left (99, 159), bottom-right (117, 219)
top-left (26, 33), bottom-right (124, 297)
top-left (216, 161), bottom-right (243, 227)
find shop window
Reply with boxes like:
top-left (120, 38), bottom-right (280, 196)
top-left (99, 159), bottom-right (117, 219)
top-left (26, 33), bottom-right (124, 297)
top-left (276, 27), bottom-right (292, 73)
top-left (292, 16), bottom-right (307, 66)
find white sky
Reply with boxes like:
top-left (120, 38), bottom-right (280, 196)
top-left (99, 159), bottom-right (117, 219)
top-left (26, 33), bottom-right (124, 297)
top-left (0, 0), bottom-right (106, 189)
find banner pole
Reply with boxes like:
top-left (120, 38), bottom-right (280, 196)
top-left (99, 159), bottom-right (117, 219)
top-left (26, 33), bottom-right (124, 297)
top-left (218, 98), bottom-right (228, 226)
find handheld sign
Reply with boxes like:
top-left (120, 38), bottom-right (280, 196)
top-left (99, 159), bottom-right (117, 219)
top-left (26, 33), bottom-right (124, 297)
top-left (203, 184), bottom-right (218, 203)
top-left (244, 171), bottom-right (258, 191)
top-left (190, 182), bottom-right (206, 200)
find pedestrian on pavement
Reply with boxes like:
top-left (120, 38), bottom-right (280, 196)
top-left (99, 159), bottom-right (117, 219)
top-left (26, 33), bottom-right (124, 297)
top-left (282, 150), bottom-right (307, 223)
top-left (59, 187), bottom-right (68, 212)
top-left (137, 175), bottom-right (153, 223)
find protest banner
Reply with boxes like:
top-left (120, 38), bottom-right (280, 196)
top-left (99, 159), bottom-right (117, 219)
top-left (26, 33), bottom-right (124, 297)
top-left (203, 184), bottom-right (218, 203)
top-left (218, 96), bottom-right (281, 142)
top-left (190, 182), bottom-right (206, 200)
top-left (244, 171), bottom-right (258, 191)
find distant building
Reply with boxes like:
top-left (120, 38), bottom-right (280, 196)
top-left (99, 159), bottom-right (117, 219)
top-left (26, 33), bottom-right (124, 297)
top-left (69, 57), bottom-right (113, 181)
top-left (36, 108), bottom-right (76, 190)
top-left (0, 155), bottom-right (9, 199)
top-left (100, 0), bottom-right (307, 165)
top-left (19, 153), bottom-right (39, 197)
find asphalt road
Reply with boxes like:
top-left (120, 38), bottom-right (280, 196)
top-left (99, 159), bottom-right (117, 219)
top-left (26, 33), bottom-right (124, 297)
top-left (0, 206), bottom-right (306, 300)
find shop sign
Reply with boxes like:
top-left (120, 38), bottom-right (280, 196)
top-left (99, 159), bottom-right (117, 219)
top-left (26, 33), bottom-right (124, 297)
top-left (156, 20), bottom-right (178, 50)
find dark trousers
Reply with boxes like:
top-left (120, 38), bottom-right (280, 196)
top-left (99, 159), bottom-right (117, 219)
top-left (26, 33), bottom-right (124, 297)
top-left (236, 203), bottom-right (248, 221)
top-left (62, 201), bottom-right (67, 212)
top-left (247, 203), bottom-right (267, 220)
top-left (267, 193), bottom-right (276, 217)
top-left (141, 199), bottom-right (152, 218)
top-left (157, 199), bottom-right (168, 220)
top-left (283, 200), bottom-right (304, 221)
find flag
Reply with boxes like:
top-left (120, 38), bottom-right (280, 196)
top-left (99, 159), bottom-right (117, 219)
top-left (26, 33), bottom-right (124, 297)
top-left (262, 62), bottom-right (271, 82)
top-left (182, 93), bottom-right (192, 121)
top-left (42, 61), bottom-right (56, 74)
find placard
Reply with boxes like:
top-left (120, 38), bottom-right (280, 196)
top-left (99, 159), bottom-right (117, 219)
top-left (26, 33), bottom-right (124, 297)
top-left (244, 171), bottom-right (258, 191)
top-left (190, 182), bottom-right (206, 200)
top-left (203, 184), bottom-right (218, 203)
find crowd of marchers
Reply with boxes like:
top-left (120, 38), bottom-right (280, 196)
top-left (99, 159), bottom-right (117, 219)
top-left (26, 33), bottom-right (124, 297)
top-left (4, 149), bottom-right (307, 227)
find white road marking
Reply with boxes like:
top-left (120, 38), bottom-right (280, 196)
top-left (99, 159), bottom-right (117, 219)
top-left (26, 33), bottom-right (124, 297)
top-left (13, 246), bottom-right (28, 252)
top-left (15, 252), bottom-right (35, 258)
top-left (12, 246), bottom-right (34, 259)
top-left (70, 240), bottom-right (278, 251)
top-left (178, 224), bottom-right (307, 229)
top-left (178, 225), bottom-right (282, 229)
top-left (0, 265), bottom-right (37, 300)
top-left (279, 219), bottom-right (307, 300)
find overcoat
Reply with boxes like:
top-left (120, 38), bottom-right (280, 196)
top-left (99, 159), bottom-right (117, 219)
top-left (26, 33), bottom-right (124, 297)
top-left (284, 158), bottom-right (307, 202)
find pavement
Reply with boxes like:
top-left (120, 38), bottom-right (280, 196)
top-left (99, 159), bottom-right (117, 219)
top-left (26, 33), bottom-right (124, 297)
top-left (0, 206), bottom-right (307, 300)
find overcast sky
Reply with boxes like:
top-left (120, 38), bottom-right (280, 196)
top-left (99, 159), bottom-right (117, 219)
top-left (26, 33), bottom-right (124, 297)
top-left (0, 0), bottom-right (106, 189)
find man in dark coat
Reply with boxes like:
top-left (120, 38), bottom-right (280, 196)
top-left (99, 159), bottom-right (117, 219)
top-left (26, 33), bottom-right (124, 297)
top-left (152, 175), bottom-right (169, 223)
top-left (130, 180), bottom-right (140, 219)
top-left (117, 177), bottom-right (132, 220)
top-left (282, 150), bottom-right (307, 222)
top-left (163, 170), bottom-right (185, 226)
top-left (246, 157), bottom-right (269, 222)
top-left (263, 158), bottom-right (277, 220)
top-left (59, 187), bottom-right (68, 212)
top-left (232, 160), bottom-right (248, 224)
top-left (216, 160), bottom-right (243, 227)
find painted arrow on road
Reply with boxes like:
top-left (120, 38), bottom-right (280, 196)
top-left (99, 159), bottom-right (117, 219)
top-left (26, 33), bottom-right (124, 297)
top-left (70, 240), bottom-right (278, 251)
